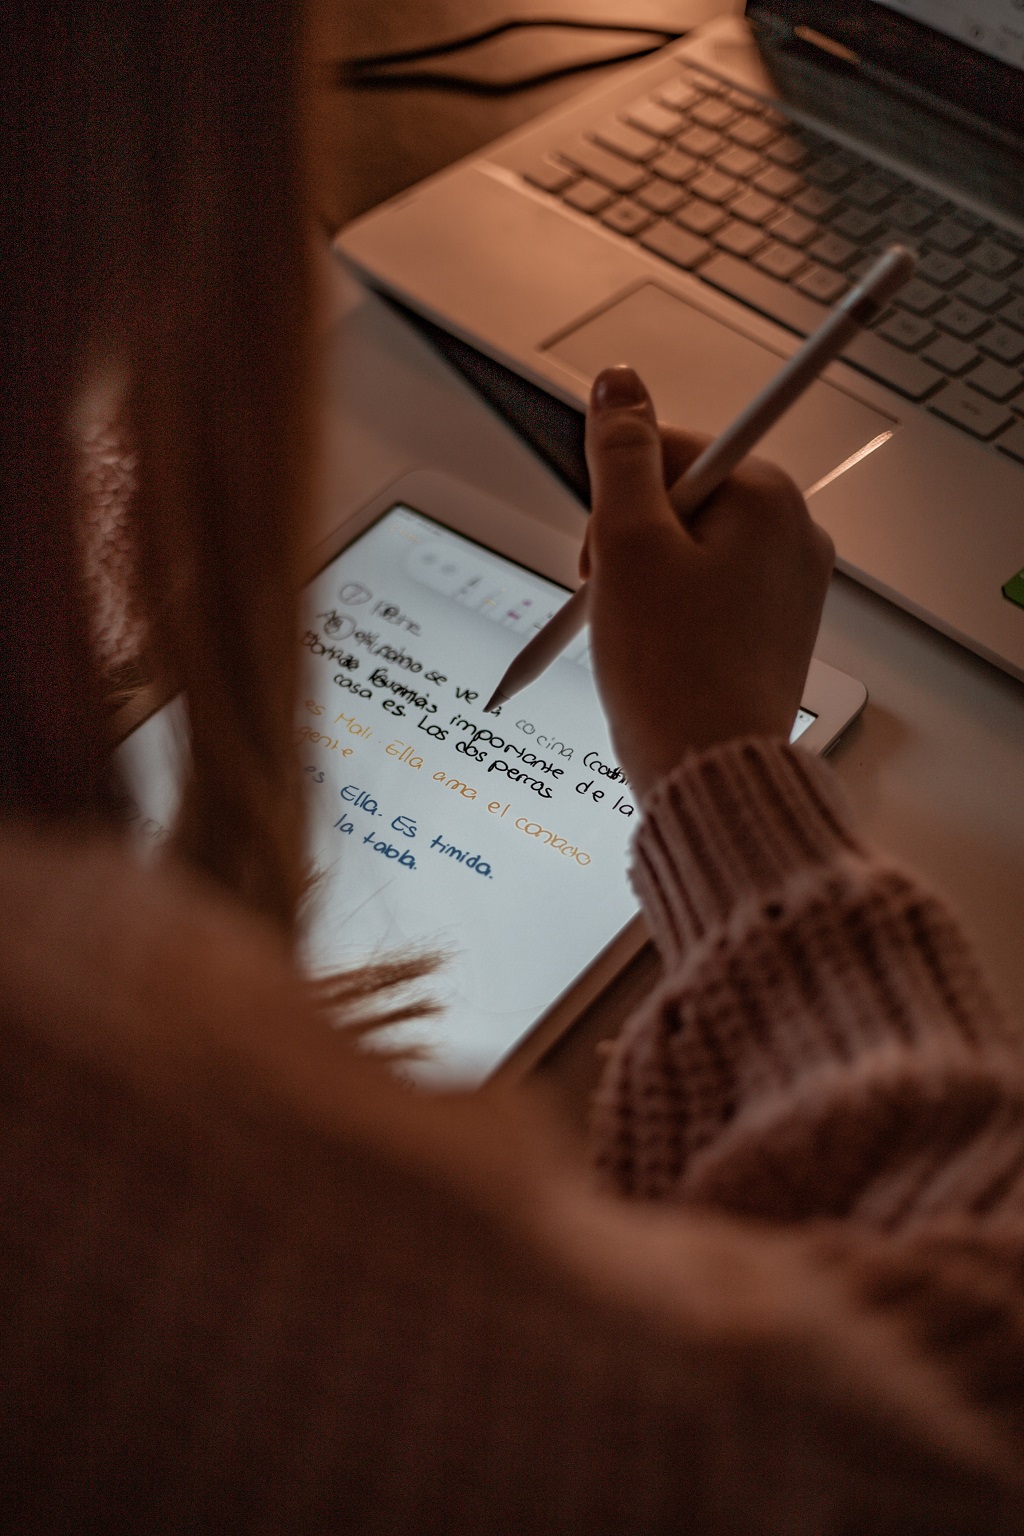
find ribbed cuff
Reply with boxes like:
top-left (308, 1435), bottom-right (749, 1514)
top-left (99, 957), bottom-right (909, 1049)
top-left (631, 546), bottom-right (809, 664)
top-left (632, 738), bottom-right (867, 965)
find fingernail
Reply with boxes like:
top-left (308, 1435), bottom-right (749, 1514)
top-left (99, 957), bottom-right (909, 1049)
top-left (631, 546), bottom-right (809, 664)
top-left (592, 365), bottom-right (646, 410)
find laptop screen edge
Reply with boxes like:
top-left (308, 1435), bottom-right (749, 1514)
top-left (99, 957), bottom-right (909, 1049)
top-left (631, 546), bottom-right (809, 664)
top-left (747, 0), bottom-right (1024, 145)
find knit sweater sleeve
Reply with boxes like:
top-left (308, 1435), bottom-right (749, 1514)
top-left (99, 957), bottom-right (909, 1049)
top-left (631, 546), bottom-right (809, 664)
top-left (591, 738), bottom-right (1024, 1227)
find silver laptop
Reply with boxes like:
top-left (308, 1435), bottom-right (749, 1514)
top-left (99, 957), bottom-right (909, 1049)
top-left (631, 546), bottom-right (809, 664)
top-left (336, 0), bottom-right (1024, 683)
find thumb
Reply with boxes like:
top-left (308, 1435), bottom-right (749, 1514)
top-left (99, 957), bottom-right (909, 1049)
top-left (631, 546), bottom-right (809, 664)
top-left (585, 367), bottom-right (674, 547)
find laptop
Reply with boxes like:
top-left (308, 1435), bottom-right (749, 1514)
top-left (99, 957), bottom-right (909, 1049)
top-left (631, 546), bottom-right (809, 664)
top-left (336, 0), bottom-right (1024, 683)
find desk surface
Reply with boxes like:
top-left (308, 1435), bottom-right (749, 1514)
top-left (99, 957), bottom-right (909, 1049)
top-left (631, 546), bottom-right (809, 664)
top-left (311, 0), bottom-right (733, 230)
top-left (313, 1), bottom-right (1024, 1131)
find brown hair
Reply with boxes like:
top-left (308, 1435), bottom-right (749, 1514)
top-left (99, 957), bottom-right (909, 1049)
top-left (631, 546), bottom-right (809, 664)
top-left (2, 0), bottom-right (435, 1028)
top-left (4, 0), bottom-right (313, 931)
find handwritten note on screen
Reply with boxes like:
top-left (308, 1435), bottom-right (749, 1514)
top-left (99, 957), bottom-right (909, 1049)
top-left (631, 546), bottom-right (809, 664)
top-left (120, 503), bottom-right (814, 1086)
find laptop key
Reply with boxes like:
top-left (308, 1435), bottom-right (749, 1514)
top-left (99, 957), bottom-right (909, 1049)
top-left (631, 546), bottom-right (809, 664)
top-left (956, 273), bottom-right (1009, 310)
top-left (829, 151), bottom-right (869, 174)
top-left (714, 219), bottom-right (767, 257)
top-left (623, 100), bottom-right (685, 139)
top-left (805, 152), bottom-right (861, 188)
top-left (715, 144), bottom-right (763, 179)
top-left (915, 188), bottom-right (951, 211)
top-left (563, 178), bottom-right (616, 215)
top-left (831, 207), bottom-right (884, 242)
top-left (928, 218), bottom-right (976, 253)
top-left (999, 295), bottom-right (1024, 330)
top-left (730, 189), bottom-right (780, 225)
top-left (844, 175), bottom-right (894, 210)
top-left (754, 240), bottom-right (808, 280)
top-left (639, 220), bottom-right (710, 270)
top-left (899, 278), bottom-right (945, 314)
top-left (796, 265), bottom-right (848, 303)
top-left (676, 198), bottom-right (727, 235)
top-left (807, 232), bottom-right (858, 269)
top-left (877, 312), bottom-right (935, 350)
top-left (522, 156), bottom-right (577, 194)
top-left (592, 120), bottom-right (661, 163)
top-left (754, 165), bottom-right (804, 199)
top-left (636, 178), bottom-right (688, 215)
top-left (965, 358), bottom-right (1023, 401)
top-left (967, 240), bottom-right (1018, 277)
top-left (769, 210), bottom-right (818, 246)
top-left (699, 252), bottom-right (826, 334)
top-left (654, 78), bottom-right (702, 112)
top-left (690, 168), bottom-right (741, 204)
top-left (917, 250), bottom-right (965, 286)
top-left (559, 138), bottom-right (647, 193)
top-left (726, 86), bottom-right (763, 112)
top-left (764, 133), bottom-right (809, 168)
top-left (793, 186), bottom-right (840, 219)
top-left (690, 69), bottom-right (726, 96)
top-left (601, 199), bottom-right (655, 237)
top-left (888, 197), bottom-right (933, 231)
top-left (652, 148), bottom-right (699, 184)
top-left (981, 324), bottom-right (1024, 365)
top-left (699, 253), bottom-right (944, 399)
top-left (728, 114), bottom-right (776, 149)
top-left (921, 335), bottom-right (980, 374)
top-left (935, 299), bottom-right (988, 338)
top-left (842, 333), bottom-right (944, 399)
top-left (691, 97), bottom-right (736, 129)
top-left (798, 127), bottom-right (832, 153)
top-left (955, 208), bottom-right (991, 230)
top-left (995, 419), bottom-right (1024, 463)
top-left (928, 382), bottom-right (1014, 437)
top-left (679, 125), bottom-right (724, 158)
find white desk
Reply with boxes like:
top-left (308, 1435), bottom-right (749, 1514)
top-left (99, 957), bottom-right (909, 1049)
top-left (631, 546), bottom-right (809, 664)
top-left (317, 264), bottom-right (1024, 1127)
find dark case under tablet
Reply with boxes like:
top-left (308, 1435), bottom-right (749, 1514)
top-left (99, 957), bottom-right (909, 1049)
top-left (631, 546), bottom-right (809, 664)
top-left (382, 295), bottom-right (592, 507)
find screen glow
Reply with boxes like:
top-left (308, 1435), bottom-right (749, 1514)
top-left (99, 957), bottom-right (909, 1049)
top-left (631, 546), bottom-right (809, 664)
top-left (119, 505), bottom-right (821, 1086)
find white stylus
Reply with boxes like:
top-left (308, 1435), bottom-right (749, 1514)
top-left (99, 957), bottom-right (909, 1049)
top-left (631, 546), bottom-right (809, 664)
top-left (483, 243), bottom-right (916, 713)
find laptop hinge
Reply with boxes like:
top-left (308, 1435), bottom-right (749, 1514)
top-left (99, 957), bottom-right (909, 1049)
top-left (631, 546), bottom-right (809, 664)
top-left (790, 25), bottom-right (859, 67)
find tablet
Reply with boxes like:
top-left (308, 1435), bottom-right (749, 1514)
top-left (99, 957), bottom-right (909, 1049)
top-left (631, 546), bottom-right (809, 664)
top-left (119, 469), bottom-right (867, 1088)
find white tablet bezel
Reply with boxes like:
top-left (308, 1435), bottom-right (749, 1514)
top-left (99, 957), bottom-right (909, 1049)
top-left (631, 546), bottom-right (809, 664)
top-left (303, 467), bottom-right (868, 1084)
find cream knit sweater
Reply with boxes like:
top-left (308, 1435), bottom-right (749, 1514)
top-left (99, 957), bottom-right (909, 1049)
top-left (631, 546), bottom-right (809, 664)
top-left (2, 738), bottom-right (1024, 1532)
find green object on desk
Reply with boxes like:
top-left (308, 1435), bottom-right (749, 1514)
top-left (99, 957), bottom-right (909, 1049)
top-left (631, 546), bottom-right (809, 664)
top-left (1002, 567), bottom-right (1024, 609)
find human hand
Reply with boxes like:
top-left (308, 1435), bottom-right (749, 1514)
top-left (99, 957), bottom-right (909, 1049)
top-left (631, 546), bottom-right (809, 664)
top-left (580, 365), bottom-right (835, 801)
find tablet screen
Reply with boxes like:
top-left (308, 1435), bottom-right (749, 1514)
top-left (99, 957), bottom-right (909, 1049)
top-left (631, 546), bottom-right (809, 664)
top-left (120, 501), bottom-right (815, 1086)
top-left (300, 503), bottom-right (641, 1084)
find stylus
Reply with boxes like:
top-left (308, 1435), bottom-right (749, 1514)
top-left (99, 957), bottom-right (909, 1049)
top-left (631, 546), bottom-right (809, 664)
top-left (483, 243), bottom-right (916, 713)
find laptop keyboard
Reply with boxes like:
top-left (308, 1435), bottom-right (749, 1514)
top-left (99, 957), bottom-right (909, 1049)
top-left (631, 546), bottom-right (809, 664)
top-left (520, 59), bottom-right (1024, 465)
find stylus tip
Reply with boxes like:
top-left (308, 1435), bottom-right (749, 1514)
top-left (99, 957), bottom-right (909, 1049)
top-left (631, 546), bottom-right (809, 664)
top-left (483, 688), bottom-right (507, 714)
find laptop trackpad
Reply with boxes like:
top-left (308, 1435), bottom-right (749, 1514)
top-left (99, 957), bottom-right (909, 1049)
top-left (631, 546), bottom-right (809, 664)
top-left (545, 283), bottom-right (895, 495)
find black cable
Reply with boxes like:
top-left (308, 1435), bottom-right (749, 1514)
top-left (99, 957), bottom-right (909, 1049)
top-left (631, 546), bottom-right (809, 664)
top-left (341, 16), bottom-right (683, 71)
top-left (335, 16), bottom-right (687, 95)
top-left (336, 48), bottom-right (680, 96)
